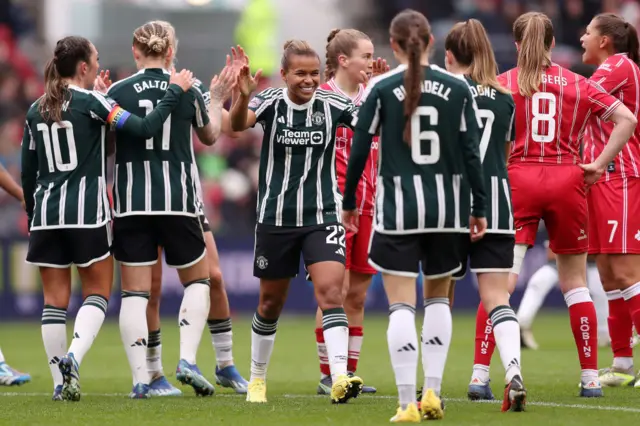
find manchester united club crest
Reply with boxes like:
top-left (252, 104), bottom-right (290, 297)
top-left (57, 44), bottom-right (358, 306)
top-left (311, 111), bottom-right (325, 126)
top-left (256, 256), bottom-right (268, 270)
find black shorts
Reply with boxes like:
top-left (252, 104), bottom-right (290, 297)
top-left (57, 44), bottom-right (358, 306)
top-left (199, 215), bottom-right (211, 233)
top-left (368, 231), bottom-right (461, 279)
top-left (453, 233), bottom-right (515, 280)
top-left (254, 222), bottom-right (346, 279)
top-left (113, 215), bottom-right (206, 268)
top-left (26, 224), bottom-right (112, 268)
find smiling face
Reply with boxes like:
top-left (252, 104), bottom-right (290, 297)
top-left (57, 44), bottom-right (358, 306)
top-left (580, 20), bottom-right (607, 65)
top-left (281, 54), bottom-right (321, 104)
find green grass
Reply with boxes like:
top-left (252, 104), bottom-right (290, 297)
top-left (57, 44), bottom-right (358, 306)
top-left (0, 312), bottom-right (638, 425)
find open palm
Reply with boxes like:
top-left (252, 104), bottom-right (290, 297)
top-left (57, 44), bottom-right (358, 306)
top-left (237, 65), bottom-right (262, 97)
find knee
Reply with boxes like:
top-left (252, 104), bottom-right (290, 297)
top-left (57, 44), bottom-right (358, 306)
top-left (147, 290), bottom-right (161, 312)
top-left (610, 267), bottom-right (640, 289)
top-left (316, 282), bottom-right (343, 309)
top-left (345, 288), bottom-right (366, 312)
top-left (43, 293), bottom-right (69, 310)
top-left (258, 292), bottom-right (286, 318)
top-left (209, 267), bottom-right (224, 289)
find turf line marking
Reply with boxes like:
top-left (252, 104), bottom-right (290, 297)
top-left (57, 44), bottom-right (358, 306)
top-left (2, 392), bottom-right (640, 413)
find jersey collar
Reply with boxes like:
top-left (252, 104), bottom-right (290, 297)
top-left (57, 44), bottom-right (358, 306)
top-left (283, 88), bottom-right (316, 110)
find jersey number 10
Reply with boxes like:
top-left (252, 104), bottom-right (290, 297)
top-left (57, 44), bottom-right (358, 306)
top-left (139, 99), bottom-right (171, 151)
top-left (37, 121), bottom-right (78, 172)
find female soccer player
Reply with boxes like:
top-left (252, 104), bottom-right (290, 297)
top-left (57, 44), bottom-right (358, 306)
top-left (0, 167), bottom-right (30, 386)
top-left (140, 21), bottom-right (248, 397)
top-left (342, 9), bottom-right (488, 421)
top-left (312, 28), bottom-right (386, 396)
top-left (580, 13), bottom-right (640, 388)
top-left (443, 19), bottom-right (526, 412)
top-left (230, 40), bottom-right (363, 404)
top-left (107, 21), bottom-right (223, 399)
top-left (21, 35), bottom-right (193, 401)
top-left (479, 11), bottom-right (636, 398)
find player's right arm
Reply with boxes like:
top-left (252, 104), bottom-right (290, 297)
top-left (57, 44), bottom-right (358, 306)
top-left (20, 120), bottom-right (37, 227)
top-left (96, 70), bottom-right (193, 138)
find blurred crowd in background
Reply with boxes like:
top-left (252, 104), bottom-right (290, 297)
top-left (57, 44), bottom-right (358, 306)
top-left (0, 0), bottom-right (639, 238)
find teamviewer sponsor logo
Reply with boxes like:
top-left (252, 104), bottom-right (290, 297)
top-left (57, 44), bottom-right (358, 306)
top-left (276, 129), bottom-right (324, 146)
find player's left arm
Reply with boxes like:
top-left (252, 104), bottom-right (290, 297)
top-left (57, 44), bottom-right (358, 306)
top-left (460, 90), bottom-right (487, 219)
top-left (343, 88), bottom-right (378, 211)
top-left (20, 121), bottom-right (37, 225)
top-left (587, 81), bottom-right (637, 169)
top-left (505, 103), bottom-right (515, 163)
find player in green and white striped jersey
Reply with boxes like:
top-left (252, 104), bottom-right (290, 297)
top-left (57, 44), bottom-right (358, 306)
top-left (341, 10), bottom-right (488, 421)
top-left (106, 21), bottom-right (235, 399)
top-left (230, 40), bottom-right (363, 404)
top-left (444, 20), bottom-right (525, 411)
top-left (20, 35), bottom-right (193, 401)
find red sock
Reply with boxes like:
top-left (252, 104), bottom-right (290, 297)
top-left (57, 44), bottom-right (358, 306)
top-left (347, 326), bottom-right (363, 373)
top-left (315, 327), bottom-right (330, 376)
top-left (473, 302), bottom-right (495, 367)
top-left (608, 293), bottom-right (633, 358)
top-left (623, 283), bottom-right (640, 353)
top-left (565, 288), bottom-right (598, 371)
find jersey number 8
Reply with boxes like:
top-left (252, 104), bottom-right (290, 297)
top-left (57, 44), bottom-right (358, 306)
top-left (37, 121), bottom-right (78, 172)
top-left (139, 99), bottom-right (171, 151)
top-left (531, 92), bottom-right (557, 143)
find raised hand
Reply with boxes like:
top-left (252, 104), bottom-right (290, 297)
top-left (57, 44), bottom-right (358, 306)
top-left (210, 65), bottom-right (236, 103)
top-left (94, 70), bottom-right (112, 93)
top-left (170, 68), bottom-right (195, 92)
top-left (230, 45), bottom-right (249, 75)
top-left (237, 65), bottom-right (263, 97)
top-left (372, 57), bottom-right (390, 77)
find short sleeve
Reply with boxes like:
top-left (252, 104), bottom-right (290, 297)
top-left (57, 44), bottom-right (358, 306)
top-left (587, 80), bottom-right (622, 122)
top-left (353, 85), bottom-right (381, 135)
top-left (590, 60), bottom-right (627, 94)
top-left (248, 88), bottom-right (279, 124)
top-left (192, 87), bottom-right (210, 128)
top-left (87, 91), bottom-right (119, 123)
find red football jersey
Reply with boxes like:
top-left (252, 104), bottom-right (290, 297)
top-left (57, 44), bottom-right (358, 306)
top-left (321, 79), bottom-right (378, 216)
top-left (499, 64), bottom-right (621, 165)
top-left (584, 53), bottom-right (640, 181)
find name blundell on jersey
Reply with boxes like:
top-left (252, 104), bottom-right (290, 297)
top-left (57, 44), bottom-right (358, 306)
top-left (391, 79), bottom-right (453, 101)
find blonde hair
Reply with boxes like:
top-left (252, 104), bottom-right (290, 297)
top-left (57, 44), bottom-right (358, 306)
top-left (281, 39), bottom-right (319, 71)
top-left (389, 9), bottom-right (431, 143)
top-left (324, 28), bottom-right (371, 81)
top-left (513, 12), bottom-right (554, 97)
top-left (150, 20), bottom-right (178, 66)
top-left (445, 20), bottom-right (510, 94)
top-left (132, 21), bottom-right (171, 58)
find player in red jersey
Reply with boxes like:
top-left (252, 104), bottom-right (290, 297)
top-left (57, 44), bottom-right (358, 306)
top-left (469, 12), bottom-right (637, 399)
top-left (581, 13), bottom-right (640, 387)
top-left (311, 28), bottom-right (387, 396)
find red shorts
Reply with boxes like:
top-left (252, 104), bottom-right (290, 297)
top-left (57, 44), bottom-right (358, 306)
top-left (588, 178), bottom-right (640, 254)
top-left (509, 163), bottom-right (588, 254)
top-left (346, 214), bottom-right (376, 274)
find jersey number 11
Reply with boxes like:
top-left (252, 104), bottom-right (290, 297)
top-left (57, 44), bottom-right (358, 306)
top-left (139, 99), bottom-right (171, 151)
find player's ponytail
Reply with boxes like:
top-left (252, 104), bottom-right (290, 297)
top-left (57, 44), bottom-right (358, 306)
top-left (390, 9), bottom-right (431, 144)
top-left (39, 36), bottom-right (93, 123)
top-left (324, 28), bottom-right (371, 82)
top-left (594, 13), bottom-right (640, 66)
top-left (513, 12), bottom-right (554, 97)
top-left (445, 19), bottom-right (510, 94)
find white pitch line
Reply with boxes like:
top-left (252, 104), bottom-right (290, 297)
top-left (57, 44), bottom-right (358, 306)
top-left (2, 392), bottom-right (640, 414)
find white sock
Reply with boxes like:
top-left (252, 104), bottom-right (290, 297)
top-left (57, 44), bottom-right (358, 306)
top-left (322, 308), bottom-right (349, 382)
top-left (147, 329), bottom-right (163, 380)
top-left (472, 364), bottom-right (490, 382)
top-left (250, 312), bottom-right (278, 381)
top-left (119, 291), bottom-right (150, 386)
top-left (208, 318), bottom-right (234, 369)
top-left (42, 305), bottom-right (67, 388)
top-left (517, 264), bottom-right (558, 329)
top-left (422, 298), bottom-right (452, 397)
top-left (0, 347), bottom-right (4, 363)
top-left (68, 295), bottom-right (108, 366)
top-left (179, 280), bottom-right (210, 364)
top-left (348, 328), bottom-right (363, 373)
top-left (388, 303), bottom-right (418, 409)
top-left (587, 264), bottom-right (609, 336)
top-left (613, 356), bottom-right (634, 371)
top-left (490, 305), bottom-right (522, 383)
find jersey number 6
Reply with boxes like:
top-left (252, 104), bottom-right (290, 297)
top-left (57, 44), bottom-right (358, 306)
top-left (410, 106), bottom-right (440, 165)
